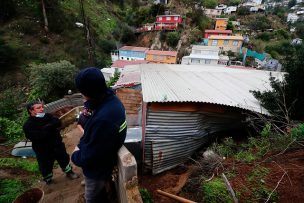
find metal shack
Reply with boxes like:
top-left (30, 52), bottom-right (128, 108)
top-left (138, 64), bottom-right (282, 174)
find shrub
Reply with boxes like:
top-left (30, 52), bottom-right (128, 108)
top-left (290, 123), bottom-right (304, 140)
top-left (139, 188), bottom-right (153, 203)
top-left (202, 178), bottom-right (233, 203)
top-left (0, 179), bottom-right (25, 203)
top-left (0, 89), bottom-right (25, 119)
top-left (120, 26), bottom-right (136, 44)
top-left (0, 117), bottom-right (24, 142)
top-left (98, 39), bottom-right (117, 54)
top-left (235, 150), bottom-right (256, 162)
top-left (217, 137), bottom-right (237, 157)
top-left (166, 32), bottom-right (180, 48)
top-left (28, 60), bottom-right (78, 102)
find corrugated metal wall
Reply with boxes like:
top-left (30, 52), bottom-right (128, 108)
top-left (144, 109), bottom-right (244, 174)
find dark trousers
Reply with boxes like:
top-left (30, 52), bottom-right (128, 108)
top-left (84, 177), bottom-right (109, 203)
top-left (35, 142), bottom-right (70, 179)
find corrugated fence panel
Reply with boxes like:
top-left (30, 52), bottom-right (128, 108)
top-left (144, 109), bottom-right (244, 174)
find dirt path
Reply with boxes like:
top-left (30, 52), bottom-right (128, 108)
top-left (36, 124), bottom-right (85, 203)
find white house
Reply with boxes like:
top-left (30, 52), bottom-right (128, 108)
top-left (216, 4), bottom-right (227, 10)
top-left (224, 6), bottom-right (237, 14)
top-left (154, 0), bottom-right (168, 4)
top-left (287, 13), bottom-right (299, 23)
top-left (181, 45), bottom-right (228, 65)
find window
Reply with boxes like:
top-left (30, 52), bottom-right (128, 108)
top-left (224, 40), bottom-right (229, 45)
top-left (233, 40), bottom-right (238, 46)
top-left (121, 57), bottom-right (124, 60)
top-left (166, 16), bottom-right (171, 20)
top-left (174, 16), bottom-right (178, 20)
top-left (194, 50), bottom-right (201, 54)
top-left (127, 58), bottom-right (129, 60)
top-left (159, 17), bottom-right (162, 20)
top-left (205, 59), bottom-right (211, 64)
top-left (212, 40), bottom-right (218, 46)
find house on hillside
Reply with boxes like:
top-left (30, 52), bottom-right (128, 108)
top-left (208, 35), bottom-right (244, 53)
top-left (118, 46), bottom-right (149, 61)
top-left (181, 45), bottom-right (228, 65)
top-left (111, 50), bottom-right (119, 62)
top-left (204, 9), bottom-right (222, 18)
top-left (146, 50), bottom-right (177, 64)
top-left (155, 15), bottom-right (182, 31)
top-left (287, 13), bottom-right (299, 23)
top-left (216, 4), bottom-right (227, 10)
top-left (204, 29), bottom-right (232, 39)
top-left (154, 0), bottom-right (168, 4)
top-left (137, 64), bottom-right (282, 174)
top-left (215, 18), bottom-right (228, 30)
top-left (224, 6), bottom-right (237, 14)
top-left (102, 60), bottom-right (149, 80)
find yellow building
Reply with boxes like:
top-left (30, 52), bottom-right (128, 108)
top-left (208, 35), bottom-right (244, 53)
top-left (215, 18), bottom-right (228, 30)
top-left (146, 50), bottom-right (177, 64)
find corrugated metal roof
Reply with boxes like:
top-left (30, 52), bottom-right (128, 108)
top-left (119, 46), bottom-right (149, 52)
top-left (146, 50), bottom-right (177, 56)
top-left (183, 54), bottom-right (220, 60)
top-left (139, 64), bottom-right (284, 114)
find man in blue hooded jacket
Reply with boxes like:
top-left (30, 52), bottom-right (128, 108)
top-left (72, 67), bottom-right (127, 203)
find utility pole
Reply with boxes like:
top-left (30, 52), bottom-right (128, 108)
top-left (79, 0), bottom-right (96, 66)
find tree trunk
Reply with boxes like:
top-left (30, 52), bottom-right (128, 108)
top-left (41, 0), bottom-right (49, 32)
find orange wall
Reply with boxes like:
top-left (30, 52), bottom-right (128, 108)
top-left (215, 19), bottom-right (227, 30)
top-left (146, 54), bottom-right (177, 64)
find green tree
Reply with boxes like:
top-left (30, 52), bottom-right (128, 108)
top-left (228, 0), bottom-right (241, 6)
top-left (252, 44), bottom-right (304, 120)
top-left (28, 60), bottom-right (78, 102)
top-left (237, 7), bottom-right (250, 15)
top-left (166, 32), bottom-right (180, 47)
top-left (226, 21), bottom-right (234, 31)
top-left (202, 0), bottom-right (218, 9)
top-left (248, 15), bottom-right (271, 31)
top-left (288, 0), bottom-right (296, 8)
top-left (295, 21), bottom-right (304, 39)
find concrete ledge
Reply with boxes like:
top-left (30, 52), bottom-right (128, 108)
top-left (117, 146), bottom-right (143, 203)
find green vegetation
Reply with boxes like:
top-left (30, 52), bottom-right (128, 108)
top-left (140, 188), bottom-right (153, 203)
top-left (252, 43), bottom-right (304, 120)
top-left (0, 179), bottom-right (25, 203)
top-left (247, 167), bottom-right (278, 202)
top-left (202, 178), bottom-right (233, 203)
top-left (166, 32), bottom-right (180, 47)
top-left (0, 117), bottom-right (24, 142)
top-left (28, 60), bottom-right (78, 102)
top-left (291, 123), bottom-right (304, 140)
top-left (0, 158), bottom-right (39, 173)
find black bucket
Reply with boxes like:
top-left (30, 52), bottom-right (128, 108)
top-left (13, 188), bottom-right (44, 203)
